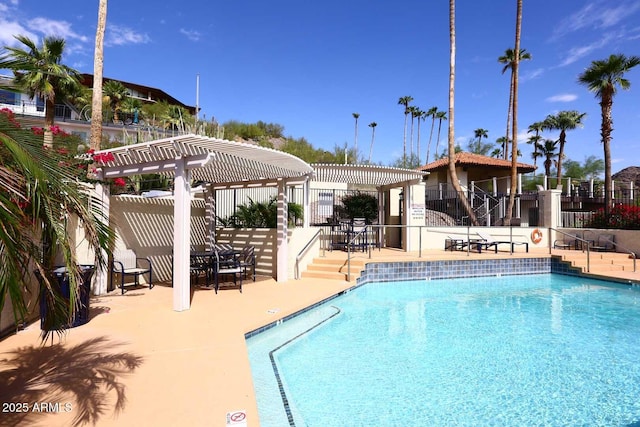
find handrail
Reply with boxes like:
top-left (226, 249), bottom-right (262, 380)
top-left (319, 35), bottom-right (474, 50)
top-left (582, 229), bottom-right (636, 273)
top-left (346, 225), bottom-right (371, 282)
top-left (295, 228), bottom-right (325, 279)
top-left (549, 227), bottom-right (591, 272)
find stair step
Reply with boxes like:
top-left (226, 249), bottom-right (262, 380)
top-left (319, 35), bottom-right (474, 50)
top-left (301, 270), bottom-right (358, 281)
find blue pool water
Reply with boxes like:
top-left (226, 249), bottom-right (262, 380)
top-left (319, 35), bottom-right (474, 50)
top-left (247, 274), bottom-right (640, 426)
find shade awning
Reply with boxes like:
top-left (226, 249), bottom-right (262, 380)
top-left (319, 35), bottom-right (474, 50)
top-left (311, 163), bottom-right (428, 188)
top-left (95, 134), bottom-right (314, 188)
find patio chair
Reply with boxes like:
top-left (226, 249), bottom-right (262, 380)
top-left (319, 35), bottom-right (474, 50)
top-left (190, 252), bottom-right (212, 286)
top-left (239, 245), bottom-right (256, 281)
top-left (111, 249), bottom-right (153, 294)
top-left (213, 249), bottom-right (243, 293)
top-left (350, 218), bottom-right (368, 251)
top-left (553, 235), bottom-right (576, 250)
top-left (591, 234), bottom-right (616, 252)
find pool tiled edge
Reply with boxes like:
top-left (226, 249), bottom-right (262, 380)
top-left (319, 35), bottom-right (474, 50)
top-left (246, 256), bottom-right (631, 339)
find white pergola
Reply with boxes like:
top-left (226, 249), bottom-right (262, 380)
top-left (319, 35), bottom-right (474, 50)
top-left (93, 134), bottom-right (314, 311)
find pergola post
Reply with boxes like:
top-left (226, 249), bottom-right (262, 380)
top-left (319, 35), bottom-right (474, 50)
top-left (276, 179), bottom-right (288, 282)
top-left (173, 157), bottom-right (191, 311)
top-left (93, 173), bottom-right (110, 295)
top-left (204, 183), bottom-right (216, 251)
top-left (303, 178), bottom-right (310, 228)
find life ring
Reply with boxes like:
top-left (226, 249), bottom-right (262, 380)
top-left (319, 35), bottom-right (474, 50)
top-left (531, 228), bottom-right (543, 244)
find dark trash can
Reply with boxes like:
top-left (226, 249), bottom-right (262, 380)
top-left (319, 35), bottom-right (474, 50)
top-left (38, 265), bottom-right (95, 330)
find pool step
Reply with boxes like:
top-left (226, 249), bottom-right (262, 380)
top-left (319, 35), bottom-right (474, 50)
top-left (559, 252), bottom-right (637, 272)
top-left (301, 257), bottom-right (366, 282)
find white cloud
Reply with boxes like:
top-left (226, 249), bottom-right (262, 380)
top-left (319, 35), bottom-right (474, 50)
top-left (105, 25), bottom-right (151, 46)
top-left (26, 17), bottom-right (88, 42)
top-left (0, 19), bottom-right (37, 46)
top-left (558, 33), bottom-right (616, 67)
top-left (546, 93), bottom-right (578, 103)
top-left (521, 68), bottom-right (544, 82)
top-left (553, 1), bottom-right (640, 39)
top-left (180, 28), bottom-right (201, 42)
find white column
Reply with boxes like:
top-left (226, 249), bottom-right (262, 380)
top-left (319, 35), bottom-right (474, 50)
top-left (93, 174), bottom-right (110, 295)
top-left (276, 179), bottom-right (288, 282)
top-left (173, 157), bottom-right (191, 311)
top-left (204, 184), bottom-right (215, 251)
top-left (303, 178), bottom-right (310, 228)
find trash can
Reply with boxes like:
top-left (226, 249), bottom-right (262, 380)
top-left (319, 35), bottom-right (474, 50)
top-left (38, 265), bottom-right (95, 331)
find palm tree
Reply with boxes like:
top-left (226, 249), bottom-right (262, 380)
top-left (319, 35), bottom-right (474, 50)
top-left (90, 0), bottom-right (108, 151)
top-left (0, 110), bottom-right (115, 340)
top-left (368, 121), bottom-right (377, 163)
top-left (448, 0), bottom-right (477, 225)
top-left (352, 112), bottom-right (360, 159)
top-left (542, 110), bottom-right (586, 182)
top-left (103, 80), bottom-right (129, 123)
top-left (527, 121), bottom-right (545, 168)
top-left (408, 105), bottom-right (419, 158)
top-left (474, 128), bottom-right (488, 145)
top-left (578, 53), bottom-right (640, 214)
top-left (414, 108), bottom-right (426, 165)
top-left (505, 0), bottom-right (524, 225)
top-left (498, 47), bottom-right (531, 160)
top-left (424, 106), bottom-right (438, 163)
top-left (434, 110), bottom-right (447, 158)
top-left (0, 35), bottom-right (81, 146)
top-left (537, 139), bottom-right (558, 177)
top-left (398, 96), bottom-right (413, 166)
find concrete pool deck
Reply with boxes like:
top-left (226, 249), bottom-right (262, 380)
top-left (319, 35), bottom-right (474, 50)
top-left (1, 247), bottom-right (638, 426)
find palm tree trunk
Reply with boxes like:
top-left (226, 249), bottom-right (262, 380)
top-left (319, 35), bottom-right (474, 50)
top-left (556, 130), bottom-right (566, 183)
top-left (44, 98), bottom-right (55, 147)
top-left (448, 0), bottom-right (477, 226)
top-left (602, 91), bottom-right (614, 214)
top-left (426, 117), bottom-right (436, 163)
top-left (368, 127), bottom-right (376, 163)
top-left (505, 0), bottom-right (522, 224)
top-left (90, 0), bottom-right (108, 151)
top-left (504, 73), bottom-right (513, 160)
top-left (402, 113), bottom-right (408, 166)
top-left (416, 119), bottom-right (422, 165)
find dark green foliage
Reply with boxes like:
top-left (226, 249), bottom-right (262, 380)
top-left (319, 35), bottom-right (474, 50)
top-left (218, 196), bottom-right (303, 228)
top-left (223, 120), bottom-right (284, 141)
top-left (341, 192), bottom-right (378, 222)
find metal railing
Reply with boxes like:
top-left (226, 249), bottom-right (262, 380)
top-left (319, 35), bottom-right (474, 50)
top-left (295, 228), bottom-right (325, 279)
top-left (583, 230), bottom-right (636, 272)
top-left (549, 228), bottom-right (591, 272)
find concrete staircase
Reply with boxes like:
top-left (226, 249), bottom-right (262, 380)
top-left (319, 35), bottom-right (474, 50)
top-left (557, 251), bottom-right (637, 272)
top-left (300, 257), bottom-right (367, 282)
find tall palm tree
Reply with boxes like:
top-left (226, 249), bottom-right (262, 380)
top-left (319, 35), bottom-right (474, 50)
top-left (434, 110), bottom-right (447, 159)
top-left (448, 0), bottom-right (476, 225)
top-left (424, 106), bottom-right (438, 163)
top-left (408, 106), bottom-right (418, 158)
top-left (505, 0), bottom-right (524, 225)
top-left (0, 35), bottom-right (81, 146)
top-left (90, 0), bottom-right (108, 151)
top-left (103, 80), bottom-right (129, 123)
top-left (542, 110), bottom-right (586, 182)
top-left (0, 110), bottom-right (115, 339)
top-left (527, 121), bottom-right (545, 168)
top-left (352, 112), bottom-right (360, 159)
top-left (368, 121), bottom-right (377, 163)
top-left (578, 53), bottom-right (640, 214)
top-left (415, 108), bottom-right (425, 165)
top-left (498, 47), bottom-right (531, 160)
top-left (398, 96), bottom-right (413, 166)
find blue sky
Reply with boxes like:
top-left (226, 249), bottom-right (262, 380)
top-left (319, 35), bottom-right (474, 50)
top-left (1, 0), bottom-right (639, 173)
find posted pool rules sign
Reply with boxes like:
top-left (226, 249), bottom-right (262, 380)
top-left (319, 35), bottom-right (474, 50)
top-left (226, 410), bottom-right (247, 426)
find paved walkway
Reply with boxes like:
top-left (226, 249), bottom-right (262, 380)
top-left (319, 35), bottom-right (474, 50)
top-left (0, 248), bottom-right (638, 426)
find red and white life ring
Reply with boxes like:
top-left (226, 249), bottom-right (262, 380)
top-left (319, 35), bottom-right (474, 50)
top-left (531, 228), bottom-right (543, 244)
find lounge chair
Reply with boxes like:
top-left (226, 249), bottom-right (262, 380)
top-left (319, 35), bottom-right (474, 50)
top-left (473, 232), bottom-right (529, 253)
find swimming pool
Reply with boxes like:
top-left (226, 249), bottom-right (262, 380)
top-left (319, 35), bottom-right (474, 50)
top-left (247, 274), bottom-right (640, 426)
